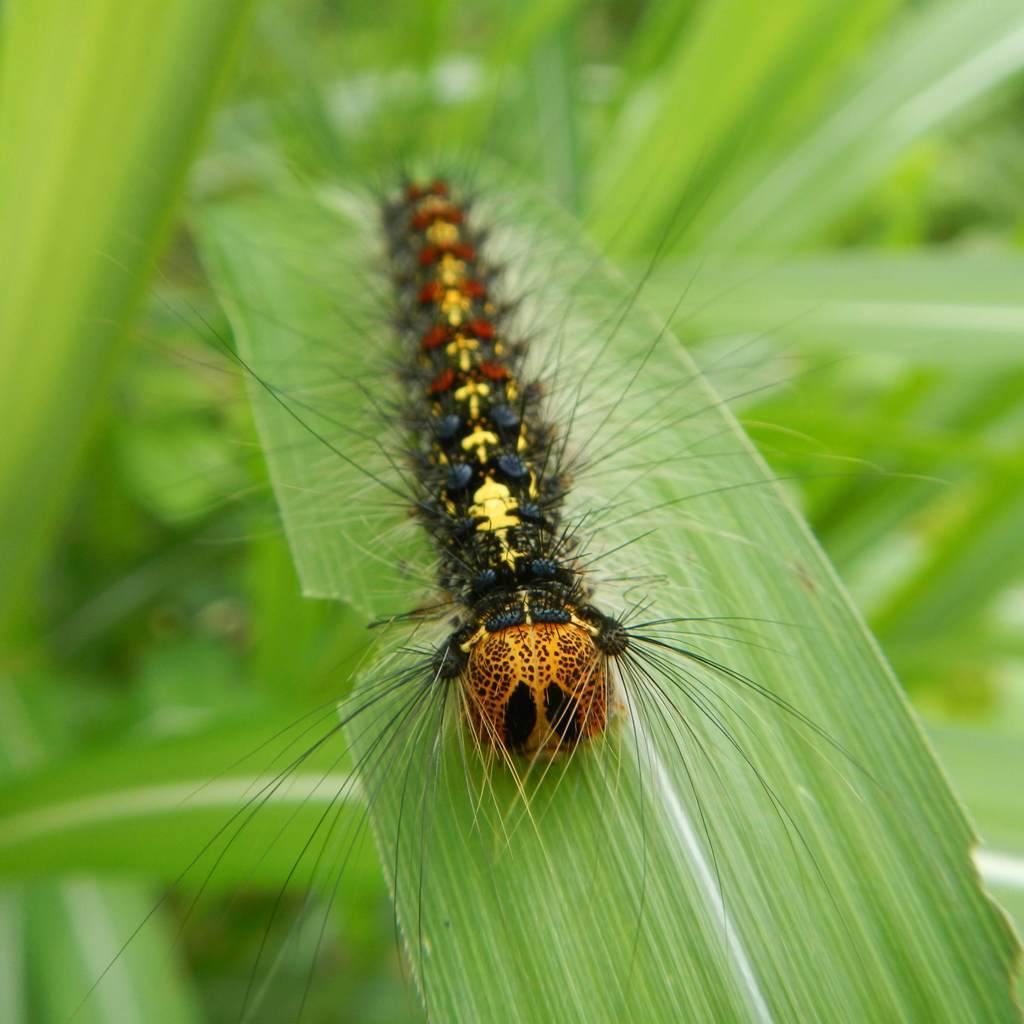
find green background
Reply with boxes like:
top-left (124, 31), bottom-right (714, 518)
top-left (1, 1), bottom-right (1023, 1020)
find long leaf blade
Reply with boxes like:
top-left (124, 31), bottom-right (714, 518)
top-left (198, 173), bottom-right (1021, 1022)
top-left (0, 0), bottom-right (253, 633)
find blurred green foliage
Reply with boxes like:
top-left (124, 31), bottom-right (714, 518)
top-left (1, 0), bottom-right (1023, 1020)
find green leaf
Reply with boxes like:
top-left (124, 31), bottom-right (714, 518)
top-left (700, 0), bottom-right (1024, 248)
top-left (0, 714), bottom-right (364, 889)
top-left (24, 881), bottom-right (201, 1024)
top-left (0, 890), bottom-right (26, 1024)
top-left (0, 0), bottom-right (253, 635)
top-left (0, 679), bottom-right (204, 1024)
top-left (927, 721), bottom-right (1024, 1005)
top-left (197, 197), bottom-right (431, 615)
top-left (644, 251), bottom-right (1024, 366)
top-left (927, 721), bottom-right (1024, 856)
top-left (197, 173), bottom-right (1021, 1022)
top-left (586, 0), bottom-right (899, 253)
top-left (0, 686), bottom-right (385, 1020)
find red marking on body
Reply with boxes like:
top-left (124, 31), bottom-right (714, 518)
top-left (418, 281), bottom-right (444, 304)
top-left (479, 362), bottom-right (508, 381)
top-left (469, 318), bottom-right (495, 339)
top-left (410, 205), bottom-right (464, 231)
top-left (429, 368), bottom-right (458, 395)
top-left (420, 241), bottom-right (476, 265)
top-left (405, 183), bottom-right (423, 201)
top-left (421, 325), bottom-right (449, 351)
top-left (462, 280), bottom-right (486, 299)
top-left (429, 179), bottom-right (449, 196)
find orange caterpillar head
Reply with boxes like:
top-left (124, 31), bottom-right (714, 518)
top-left (463, 622), bottom-right (608, 757)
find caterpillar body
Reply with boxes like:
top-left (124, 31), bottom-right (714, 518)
top-left (386, 179), bottom-right (622, 757)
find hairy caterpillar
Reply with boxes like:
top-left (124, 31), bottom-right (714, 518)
top-left (385, 177), bottom-right (624, 757)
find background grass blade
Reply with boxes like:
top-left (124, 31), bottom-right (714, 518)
top-left (0, 0), bottom-right (252, 636)
top-left (586, 0), bottom-right (898, 253)
top-left (699, 0), bottom-right (1024, 248)
top-left (645, 252), bottom-right (1024, 366)
top-left (199, 173), bottom-right (1021, 1022)
top-left (0, 680), bottom-right (202, 1023)
top-left (0, 713), bottom-right (363, 886)
top-left (24, 881), bottom-right (201, 1024)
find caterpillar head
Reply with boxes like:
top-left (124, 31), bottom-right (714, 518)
top-left (463, 621), bottom-right (608, 757)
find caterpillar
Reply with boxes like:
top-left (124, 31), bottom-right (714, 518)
top-left (385, 177), bottom-right (623, 758)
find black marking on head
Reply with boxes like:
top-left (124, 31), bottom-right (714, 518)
top-left (505, 683), bottom-right (537, 751)
top-left (544, 685), bottom-right (581, 744)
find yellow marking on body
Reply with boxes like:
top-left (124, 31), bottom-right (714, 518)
top-left (454, 378), bottom-right (490, 419)
top-left (438, 254), bottom-right (466, 286)
top-left (446, 334), bottom-right (478, 371)
top-left (469, 477), bottom-right (522, 567)
top-left (418, 195), bottom-right (449, 215)
top-left (461, 427), bottom-right (498, 462)
top-left (427, 221), bottom-right (459, 246)
top-left (442, 288), bottom-right (471, 325)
